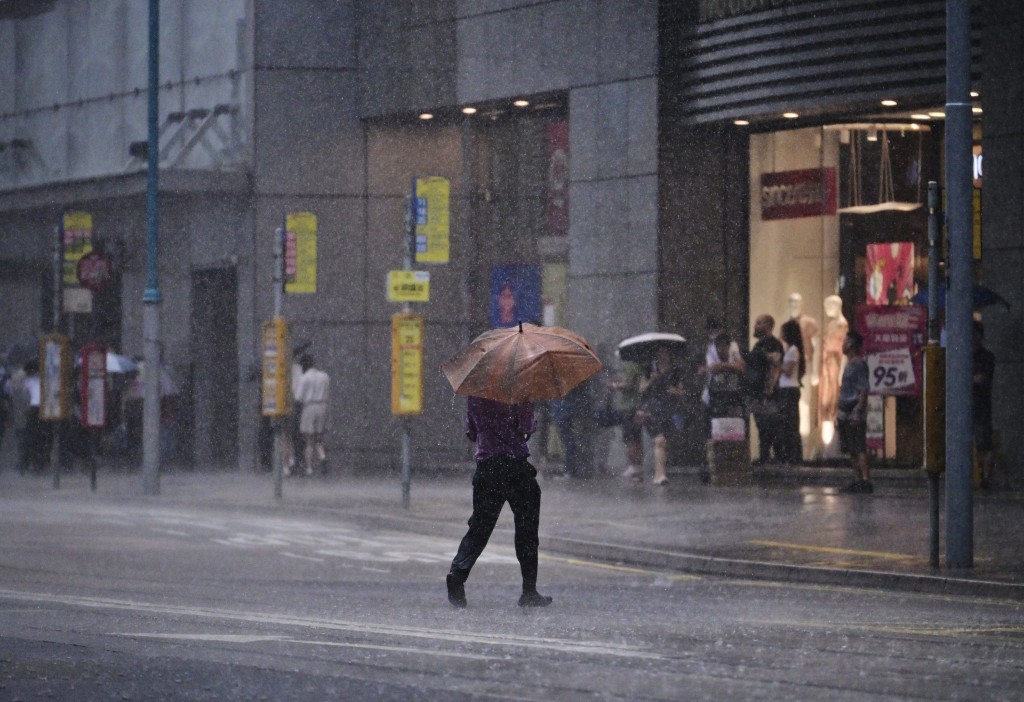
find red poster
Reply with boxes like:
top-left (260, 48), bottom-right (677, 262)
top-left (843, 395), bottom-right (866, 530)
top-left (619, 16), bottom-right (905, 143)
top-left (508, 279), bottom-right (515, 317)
top-left (546, 120), bottom-right (569, 237)
top-left (856, 305), bottom-right (927, 397)
top-left (760, 168), bottom-right (837, 220)
top-left (865, 242), bottom-right (914, 305)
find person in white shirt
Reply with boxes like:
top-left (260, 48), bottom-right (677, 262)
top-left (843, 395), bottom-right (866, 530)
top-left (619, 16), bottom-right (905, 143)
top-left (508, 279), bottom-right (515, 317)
top-left (776, 320), bottom-right (806, 465)
top-left (294, 354), bottom-right (329, 476)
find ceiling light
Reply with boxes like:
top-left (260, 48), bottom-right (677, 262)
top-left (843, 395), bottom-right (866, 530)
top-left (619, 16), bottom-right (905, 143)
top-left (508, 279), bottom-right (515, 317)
top-left (911, 114), bottom-right (931, 120)
top-left (419, 113), bottom-right (433, 120)
top-left (910, 123), bottom-right (921, 130)
top-left (970, 91), bottom-right (979, 98)
top-left (928, 111), bottom-right (945, 118)
top-left (783, 112), bottom-right (799, 119)
top-left (866, 126), bottom-right (878, 142)
top-left (461, 106), bottom-right (477, 115)
top-left (881, 99), bottom-right (898, 107)
top-left (733, 119), bottom-right (749, 126)
top-left (972, 106), bottom-right (983, 114)
top-left (513, 99), bottom-right (529, 107)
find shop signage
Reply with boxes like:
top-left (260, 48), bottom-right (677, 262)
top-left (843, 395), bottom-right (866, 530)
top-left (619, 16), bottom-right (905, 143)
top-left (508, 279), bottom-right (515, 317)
top-left (760, 168), bottom-right (837, 220)
top-left (391, 313), bottom-right (424, 415)
top-left (61, 211), bottom-right (93, 286)
top-left (413, 176), bottom-right (450, 264)
top-left (856, 305), bottom-right (927, 397)
top-left (387, 270), bottom-right (430, 303)
top-left (284, 211), bottom-right (317, 294)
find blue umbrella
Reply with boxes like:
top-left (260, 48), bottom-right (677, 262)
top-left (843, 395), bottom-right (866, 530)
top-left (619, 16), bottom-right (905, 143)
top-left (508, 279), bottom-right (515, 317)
top-left (911, 283), bottom-right (1010, 310)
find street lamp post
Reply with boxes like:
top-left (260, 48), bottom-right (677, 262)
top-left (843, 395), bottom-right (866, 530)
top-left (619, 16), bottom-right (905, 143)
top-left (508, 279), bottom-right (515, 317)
top-left (142, 0), bottom-right (162, 495)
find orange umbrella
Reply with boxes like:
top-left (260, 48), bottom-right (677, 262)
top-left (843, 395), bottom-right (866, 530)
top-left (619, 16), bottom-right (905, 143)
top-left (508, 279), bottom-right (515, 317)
top-left (441, 323), bottom-right (602, 404)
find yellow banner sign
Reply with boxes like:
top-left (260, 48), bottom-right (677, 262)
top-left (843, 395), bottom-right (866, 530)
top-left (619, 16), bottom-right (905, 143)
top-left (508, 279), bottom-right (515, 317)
top-left (285, 211), bottom-right (318, 293)
top-left (62, 211), bottom-right (93, 286)
top-left (391, 313), bottom-right (424, 415)
top-left (414, 176), bottom-right (450, 264)
top-left (387, 270), bottom-right (430, 303)
top-left (261, 317), bottom-right (289, 417)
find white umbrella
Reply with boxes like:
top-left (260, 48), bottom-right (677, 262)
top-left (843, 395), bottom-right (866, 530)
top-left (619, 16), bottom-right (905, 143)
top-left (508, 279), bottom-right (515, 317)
top-left (106, 352), bottom-right (138, 374)
top-left (617, 332), bottom-right (687, 365)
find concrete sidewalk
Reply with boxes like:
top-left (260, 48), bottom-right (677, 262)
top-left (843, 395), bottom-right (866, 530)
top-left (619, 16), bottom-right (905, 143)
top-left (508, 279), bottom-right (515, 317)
top-left (3, 464), bottom-right (1023, 600)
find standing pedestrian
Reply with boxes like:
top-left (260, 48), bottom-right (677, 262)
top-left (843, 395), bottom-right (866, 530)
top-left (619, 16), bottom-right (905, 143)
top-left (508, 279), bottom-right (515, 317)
top-left (446, 395), bottom-right (551, 608)
top-left (776, 319), bottom-right (805, 465)
top-left (973, 321), bottom-right (996, 489)
top-left (698, 319), bottom-right (744, 481)
top-left (294, 354), bottom-right (329, 477)
top-left (837, 330), bottom-right (871, 493)
top-left (550, 377), bottom-right (594, 479)
top-left (747, 314), bottom-right (783, 465)
top-left (21, 360), bottom-right (47, 473)
top-left (608, 360), bottom-right (645, 481)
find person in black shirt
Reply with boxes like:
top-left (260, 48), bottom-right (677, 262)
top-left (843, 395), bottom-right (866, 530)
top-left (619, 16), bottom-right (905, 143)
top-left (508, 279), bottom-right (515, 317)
top-left (747, 314), bottom-right (783, 465)
top-left (973, 321), bottom-right (996, 489)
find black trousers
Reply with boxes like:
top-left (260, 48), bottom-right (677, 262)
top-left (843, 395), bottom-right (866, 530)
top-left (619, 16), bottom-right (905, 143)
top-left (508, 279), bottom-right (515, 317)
top-left (449, 454), bottom-right (542, 592)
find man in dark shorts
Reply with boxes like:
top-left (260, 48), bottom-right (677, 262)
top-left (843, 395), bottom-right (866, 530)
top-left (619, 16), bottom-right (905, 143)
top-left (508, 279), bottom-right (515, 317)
top-left (973, 321), bottom-right (996, 489)
top-left (837, 330), bottom-right (871, 493)
top-left (446, 395), bottom-right (552, 608)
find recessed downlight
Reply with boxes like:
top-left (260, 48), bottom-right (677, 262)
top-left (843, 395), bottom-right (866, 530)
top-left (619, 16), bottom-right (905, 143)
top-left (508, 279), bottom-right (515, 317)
top-left (734, 119), bottom-right (750, 126)
top-left (911, 114), bottom-right (931, 120)
top-left (928, 111), bottom-right (946, 118)
top-left (461, 106), bottom-right (477, 115)
top-left (513, 99), bottom-right (530, 107)
top-left (881, 99), bottom-right (898, 107)
top-left (783, 112), bottom-right (799, 119)
top-left (419, 112), bottom-right (434, 120)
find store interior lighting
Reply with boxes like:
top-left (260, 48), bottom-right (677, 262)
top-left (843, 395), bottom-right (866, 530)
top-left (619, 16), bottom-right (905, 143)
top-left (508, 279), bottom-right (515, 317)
top-left (866, 126), bottom-right (878, 141)
top-left (461, 106), bottom-right (477, 115)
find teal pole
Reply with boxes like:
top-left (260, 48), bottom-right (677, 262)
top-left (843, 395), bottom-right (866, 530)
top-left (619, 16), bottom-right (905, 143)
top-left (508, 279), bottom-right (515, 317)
top-left (142, 0), bottom-right (162, 495)
top-left (944, 0), bottom-right (973, 568)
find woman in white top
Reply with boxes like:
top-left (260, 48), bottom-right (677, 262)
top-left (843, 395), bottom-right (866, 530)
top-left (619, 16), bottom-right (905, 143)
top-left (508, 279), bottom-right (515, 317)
top-left (776, 320), bottom-right (805, 465)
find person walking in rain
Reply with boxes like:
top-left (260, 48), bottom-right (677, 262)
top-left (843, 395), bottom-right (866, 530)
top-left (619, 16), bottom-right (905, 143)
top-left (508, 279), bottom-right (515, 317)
top-left (446, 395), bottom-right (552, 608)
top-left (294, 354), bottom-right (329, 476)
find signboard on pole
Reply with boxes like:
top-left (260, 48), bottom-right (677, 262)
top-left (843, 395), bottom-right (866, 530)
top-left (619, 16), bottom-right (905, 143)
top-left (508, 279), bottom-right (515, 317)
top-left (40, 334), bottom-right (69, 421)
top-left (261, 317), bottom-right (289, 417)
top-left (413, 176), bottom-right (450, 263)
top-left (61, 211), bottom-right (93, 286)
top-left (391, 313), bottom-right (423, 415)
top-left (284, 212), bottom-right (318, 293)
top-left (80, 342), bottom-right (107, 428)
top-left (387, 270), bottom-right (430, 302)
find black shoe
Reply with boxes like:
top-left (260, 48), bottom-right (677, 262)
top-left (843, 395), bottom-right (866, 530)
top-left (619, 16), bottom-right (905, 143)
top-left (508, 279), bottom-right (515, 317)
top-left (446, 574), bottom-right (467, 608)
top-left (839, 480), bottom-right (864, 494)
top-left (861, 480), bottom-right (873, 494)
top-left (518, 591), bottom-right (552, 608)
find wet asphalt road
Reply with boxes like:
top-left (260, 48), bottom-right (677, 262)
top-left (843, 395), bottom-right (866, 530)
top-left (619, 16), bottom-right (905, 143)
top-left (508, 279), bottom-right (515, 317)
top-left (1, 495), bottom-right (1023, 701)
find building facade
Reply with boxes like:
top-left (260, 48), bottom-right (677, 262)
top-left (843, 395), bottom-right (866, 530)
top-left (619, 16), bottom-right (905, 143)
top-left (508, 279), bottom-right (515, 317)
top-left (1, 1), bottom-right (1022, 484)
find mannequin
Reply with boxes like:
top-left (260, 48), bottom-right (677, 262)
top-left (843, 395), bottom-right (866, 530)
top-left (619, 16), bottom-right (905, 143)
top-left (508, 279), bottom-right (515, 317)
top-left (784, 293), bottom-right (819, 386)
top-left (818, 294), bottom-right (848, 428)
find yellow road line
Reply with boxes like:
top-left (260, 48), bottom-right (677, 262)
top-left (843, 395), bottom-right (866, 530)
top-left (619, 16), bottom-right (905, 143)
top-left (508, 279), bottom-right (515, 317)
top-left (747, 540), bottom-right (917, 561)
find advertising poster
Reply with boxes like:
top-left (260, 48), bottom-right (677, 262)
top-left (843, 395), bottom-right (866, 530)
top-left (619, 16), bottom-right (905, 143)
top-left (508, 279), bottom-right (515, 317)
top-left (490, 264), bottom-right (542, 328)
top-left (760, 168), bottom-right (837, 220)
top-left (284, 212), bottom-right (318, 294)
top-left (865, 242), bottom-right (914, 305)
top-left (856, 305), bottom-right (928, 397)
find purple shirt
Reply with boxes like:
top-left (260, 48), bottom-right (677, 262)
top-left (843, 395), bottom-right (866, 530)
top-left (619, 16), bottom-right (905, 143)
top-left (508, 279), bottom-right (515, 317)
top-left (466, 396), bottom-right (536, 461)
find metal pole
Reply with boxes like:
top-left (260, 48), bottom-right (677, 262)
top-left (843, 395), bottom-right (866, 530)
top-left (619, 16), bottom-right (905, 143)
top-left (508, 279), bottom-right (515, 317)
top-left (944, 0), bottom-right (973, 568)
top-left (51, 227), bottom-right (62, 489)
top-left (927, 180), bottom-right (941, 569)
top-left (401, 189), bottom-right (416, 509)
top-left (141, 0), bottom-right (162, 496)
top-left (272, 226), bottom-right (284, 501)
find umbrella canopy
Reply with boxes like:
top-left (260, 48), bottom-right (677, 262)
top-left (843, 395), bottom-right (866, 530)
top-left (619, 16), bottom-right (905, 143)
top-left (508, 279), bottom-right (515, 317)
top-left (105, 352), bottom-right (138, 374)
top-left (617, 332), bottom-right (687, 365)
top-left (441, 322), bottom-right (602, 404)
top-left (910, 283), bottom-right (1010, 311)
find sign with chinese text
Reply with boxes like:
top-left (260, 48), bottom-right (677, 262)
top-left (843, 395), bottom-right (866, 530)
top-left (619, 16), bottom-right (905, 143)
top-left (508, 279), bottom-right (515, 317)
top-left (261, 317), bottom-right (289, 417)
top-left (856, 305), bottom-right (927, 396)
top-left (80, 342), bottom-right (107, 428)
top-left (40, 334), bottom-right (69, 421)
top-left (391, 313), bottom-right (424, 415)
top-left (61, 211), bottom-right (93, 286)
top-left (387, 270), bottom-right (430, 303)
top-left (414, 176), bottom-right (450, 263)
top-left (760, 168), bottom-right (837, 220)
top-left (284, 212), bottom-right (318, 293)
top-left (865, 242), bottom-right (914, 305)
